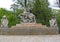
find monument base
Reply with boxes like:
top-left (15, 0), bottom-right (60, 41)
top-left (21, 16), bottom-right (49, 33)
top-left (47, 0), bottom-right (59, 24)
top-left (0, 23), bottom-right (59, 35)
top-left (11, 23), bottom-right (48, 29)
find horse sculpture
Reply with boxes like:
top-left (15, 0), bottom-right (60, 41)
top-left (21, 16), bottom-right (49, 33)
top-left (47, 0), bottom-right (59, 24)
top-left (19, 11), bottom-right (36, 24)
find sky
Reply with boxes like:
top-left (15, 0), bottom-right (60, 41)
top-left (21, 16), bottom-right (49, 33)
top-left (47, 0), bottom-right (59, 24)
top-left (48, 0), bottom-right (60, 9)
top-left (0, 0), bottom-right (60, 10)
top-left (0, 0), bottom-right (13, 10)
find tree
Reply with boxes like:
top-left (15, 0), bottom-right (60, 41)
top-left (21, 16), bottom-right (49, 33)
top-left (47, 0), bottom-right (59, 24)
top-left (11, 3), bottom-right (23, 16)
top-left (11, 4), bottom-right (19, 14)
top-left (11, 0), bottom-right (52, 26)
top-left (55, 10), bottom-right (60, 33)
top-left (32, 0), bottom-right (52, 26)
top-left (12, 0), bottom-right (34, 11)
top-left (0, 8), bottom-right (19, 27)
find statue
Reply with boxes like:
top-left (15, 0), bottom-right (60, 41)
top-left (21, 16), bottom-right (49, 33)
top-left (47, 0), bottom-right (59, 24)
top-left (1, 15), bottom-right (8, 28)
top-left (49, 16), bottom-right (58, 28)
top-left (19, 8), bottom-right (36, 24)
top-left (26, 12), bottom-right (36, 23)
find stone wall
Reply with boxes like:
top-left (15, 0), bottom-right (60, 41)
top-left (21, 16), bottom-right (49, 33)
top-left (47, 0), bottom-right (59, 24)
top-left (0, 28), bottom-right (58, 35)
top-left (0, 23), bottom-right (59, 35)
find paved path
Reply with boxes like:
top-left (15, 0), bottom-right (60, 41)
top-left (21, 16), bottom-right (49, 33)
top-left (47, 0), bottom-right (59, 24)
top-left (0, 35), bottom-right (60, 42)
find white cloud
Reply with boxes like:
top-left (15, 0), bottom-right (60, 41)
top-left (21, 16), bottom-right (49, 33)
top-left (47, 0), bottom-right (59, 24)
top-left (0, 0), bottom-right (13, 10)
top-left (48, 0), bottom-right (60, 9)
top-left (48, 0), bottom-right (58, 6)
top-left (0, 0), bottom-right (59, 10)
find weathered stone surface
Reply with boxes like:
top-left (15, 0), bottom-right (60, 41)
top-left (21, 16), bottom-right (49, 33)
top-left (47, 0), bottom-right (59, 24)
top-left (49, 16), bottom-right (58, 28)
top-left (11, 23), bottom-right (48, 29)
top-left (0, 23), bottom-right (58, 35)
top-left (0, 28), bottom-right (58, 35)
top-left (1, 15), bottom-right (8, 28)
top-left (19, 8), bottom-right (36, 23)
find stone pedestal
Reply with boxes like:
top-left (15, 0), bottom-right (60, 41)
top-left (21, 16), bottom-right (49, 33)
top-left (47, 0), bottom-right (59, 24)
top-left (11, 23), bottom-right (48, 29)
top-left (0, 23), bottom-right (59, 35)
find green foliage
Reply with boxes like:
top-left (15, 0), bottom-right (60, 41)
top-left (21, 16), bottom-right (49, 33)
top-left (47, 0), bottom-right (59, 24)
top-left (56, 11), bottom-right (60, 32)
top-left (11, 0), bottom-right (52, 27)
top-left (12, 0), bottom-right (34, 10)
top-left (32, 0), bottom-right (52, 26)
top-left (51, 9), bottom-right (60, 33)
top-left (56, 14), bottom-right (60, 26)
top-left (0, 8), bottom-right (20, 27)
top-left (15, 9), bottom-right (23, 16)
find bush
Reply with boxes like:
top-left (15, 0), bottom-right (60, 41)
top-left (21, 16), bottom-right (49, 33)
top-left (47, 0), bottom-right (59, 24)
top-left (0, 8), bottom-right (20, 28)
top-left (56, 14), bottom-right (60, 32)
